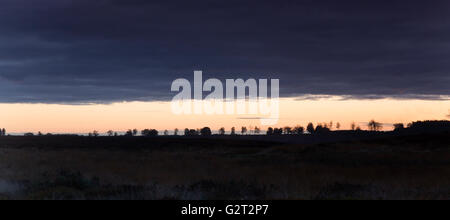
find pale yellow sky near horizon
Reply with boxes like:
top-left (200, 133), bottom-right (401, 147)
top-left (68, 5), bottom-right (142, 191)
top-left (0, 97), bottom-right (449, 133)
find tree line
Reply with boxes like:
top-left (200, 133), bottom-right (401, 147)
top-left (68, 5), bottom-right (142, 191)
top-left (87, 120), bottom-right (384, 137)
top-left (0, 120), bottom-right (380, 137)
top-left (7, 120), bottom-right (449, 137)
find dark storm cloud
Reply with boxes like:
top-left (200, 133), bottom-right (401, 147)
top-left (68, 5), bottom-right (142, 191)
top-left (0, 0), bottom-right (449, 103)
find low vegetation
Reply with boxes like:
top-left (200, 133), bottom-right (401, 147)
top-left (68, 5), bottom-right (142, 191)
top-left (0, 130), bottom-right (449, 200)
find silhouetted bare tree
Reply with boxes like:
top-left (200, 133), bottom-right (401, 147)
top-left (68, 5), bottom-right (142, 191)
top-left (368, 120), bottom-right (383, 131)
top-left (336, 122), bottom-right (341, 130)
top-left (164, 130), bottom-right (169, 136)
top-left (174, 128), bottom-right (179, 136)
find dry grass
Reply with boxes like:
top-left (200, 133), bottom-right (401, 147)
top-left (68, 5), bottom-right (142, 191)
top-left (0, 134), bottom-right (449, 200)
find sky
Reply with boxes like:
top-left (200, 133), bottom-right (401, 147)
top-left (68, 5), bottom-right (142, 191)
top-left (0, 0), bottom-right (449, 132)
top-left (1, 98), bottom-right (449, 133)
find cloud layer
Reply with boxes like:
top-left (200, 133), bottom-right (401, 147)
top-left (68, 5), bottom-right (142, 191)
top-left (0, 0), bottom-right (449, 103)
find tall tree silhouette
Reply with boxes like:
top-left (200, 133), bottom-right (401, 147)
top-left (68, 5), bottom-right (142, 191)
top-left (219, 127), bottom-right (226, 135)
top-left (231, 127), bottom-right (236, 136)
top-left (266, 127), bottom-right (274, 135)
top-left (241, 127), bottom-right (247, 135)
top-left (307, 123), bottom-right (315, 134)
top-left (174, 128), bottom-right (179, 136)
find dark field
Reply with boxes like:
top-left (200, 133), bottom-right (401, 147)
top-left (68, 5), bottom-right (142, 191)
top-left (0, 133), bottom-right (449, 200)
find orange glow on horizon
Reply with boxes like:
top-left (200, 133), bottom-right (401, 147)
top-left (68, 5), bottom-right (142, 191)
top-left (0, 97), bottom-right (449, 134)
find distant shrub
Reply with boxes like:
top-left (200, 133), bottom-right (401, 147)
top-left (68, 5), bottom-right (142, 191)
top-left (315, 125), bottom-right (331, 134)
top-left (200, 127), bottom-right (212, 136)
top-left (142, 129), bottom-right (158, 137)
top-left (184, 129), bottom-right (199, 136)
top-left (393, 123), bottom-right (405, 132)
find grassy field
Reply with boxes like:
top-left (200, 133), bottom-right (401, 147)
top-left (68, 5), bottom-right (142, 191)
top-left (0, 133), bottom-right (449, 200)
